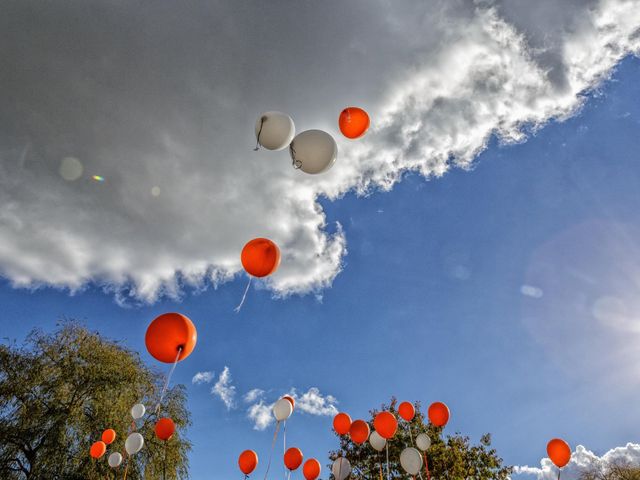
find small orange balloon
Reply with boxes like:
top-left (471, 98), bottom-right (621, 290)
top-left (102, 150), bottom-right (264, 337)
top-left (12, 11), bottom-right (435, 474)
top-left (428, 402), bottom-right (450, 427)
top-left (547, 438), bottom-right (571, 468)
top-left (283, 395), bottom-right (295, 410)
top-left (241, 238), bottom-right (281, 278)
top-left (398, 402), bottom-right (415, 422)
top-left (333, 412), bottom-right (352, 435)
top-left (239, 450), bottom-right (259, 475)
top-left (101, 429), bottom-right (116, 445)
top-left (349, 419), bottom-right (370, 445)
top-left (155, 418), bottom-right (176, 441)
top-left (373, 411), bottom-right (398, 439)
top-left (284, 447), bottom-right (303, 471)
top-left (339, 107), bottom-right (370, 139)
top-left (145, 312), bottom-right (197, 363)
top-left (90, 441), bottom-right (106, 459)
top-left (303, 458), bottom-right (321, 480)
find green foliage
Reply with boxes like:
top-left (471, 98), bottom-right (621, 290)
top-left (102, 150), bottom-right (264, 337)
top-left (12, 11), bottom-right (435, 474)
top-left (0, 322), bottom-right (191, 479)
top-left (329, 398), bottom-right (511, 480)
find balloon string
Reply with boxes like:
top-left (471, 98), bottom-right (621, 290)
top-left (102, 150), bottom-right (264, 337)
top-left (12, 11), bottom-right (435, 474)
top-left (424, 452), bottom-right (431, 480)
top-left (234, 276), bottom-right (253, 313)
top-left (289, 144), bottom-right (302, 169)
top-left (254, 116), bottom-right (265, 151)
top-left (558, 470), bottom-right (561, 480)
top-left (386, 442), bottom-right (390, 480)
top-left (122, 458), bottom-right (129, 480)
top-left (282, 420), bottom-right (287, 480)
top-left (379, 460), bottom-right (383, 480)
top-left (263, 421), bottom-right (280, 480)
top-left (156, 347), bottom-right (182, 414)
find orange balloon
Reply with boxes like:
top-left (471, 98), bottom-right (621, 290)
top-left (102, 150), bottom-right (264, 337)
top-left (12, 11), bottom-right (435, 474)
top-left (241, 238), bottom-right (281, 277)
top-left (283, 395), bottom-right (295, 410)
top-left (145, 312), bottom-right (197, 363)
top-left (349, 419), bottom-right (370, 445)
top-left (333, 412), bottom-right (352, 435)
top-left (284, 447), bottom-right (303, 471)
top-left (303, 458), bottom-right (321, 480)
top-left (547, 438), bottom-right (571, 468)
top-left (238, 450), bottom-right (259, 475)
top-left (339, 107), bottom-right (370, 139)
top-left (373, 412), bottom-right (398, 439)
top-left (101, 429), bottom-right (116, 445)
top-left (155, 418), bottom-right (176, 441)
top-left (90, 441), bottom-right (106, 459)
top-left (398, 402), bottom-right (415, 422)
top-left (428, 402), bottom-right (450, 427)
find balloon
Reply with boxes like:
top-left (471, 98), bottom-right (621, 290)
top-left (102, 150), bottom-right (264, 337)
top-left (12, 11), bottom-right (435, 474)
top-left (241, 238), bottom-right (281, 278)
top-left (108, 452), bottom-right (123, 468)
top-left (125, 432), bottom-right (144, 455)
top-left (373, 411), bottom-right (398, 439)
top-left (333, 412), bottom-right (352, 435)
top-left (303, 458), bottom-right (321, 480)
top-left (398, 402), bottom-right (415, 422)
top-left (155, 418), bottom-right (175, 441)
top-left (428, 402), bottom-right (450, 427)
top-left (273, 398), bottom-right (293, 422)
top-left (90, 441), bottom-right (106, 459)
top-left (400, 447), bottom-right (423, 476)
top-left (547, 438), bottom-right (571, 468)
top-left (339, 107), bottom-right (370, 139)
top-left (145, 312), bottom-right (197, 363)
top-left (101, 429), bottom-right (116, 445)
top-left (283, 395), bottom-right (295, 410)
top-left (284, 447), bottom-right (303, 471)
top-left (416, 433), bottom-right (431, 451)
top-left (238, 450), bottom-right (259, 475)
top-left (331, 457), bottom-right (351, 480)
top-left (369, 430), bottom-right (386, 452)
top-left (289, 129), bottom-right (338, 174)
top-left (130, 403), bottom-right (146, 420)
top-left (349, 419), bottom-right (370, 445)
top-left (255, 111), bottom-right (295, 151)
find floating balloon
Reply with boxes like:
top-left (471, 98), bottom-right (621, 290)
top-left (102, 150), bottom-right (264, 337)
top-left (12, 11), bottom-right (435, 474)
top-left (284, 447), bottom-right (303, 471)
top-left (373, 411), bottom-right (398, 439)
top-left (349, 419), bottom-right (370, 445)
top-left (145, 312), bottom-right (197, 363)
top-left (125, 432), bottom-right (144, 455)
top-left (416, 433), bottom-right (431, 451)
top-left (303, 458), bottom-right (321, 480)
top-left (289, 129), bottom-right (338, 174)
top-left (333, 412), bottom-right (352, 435)
top-left (90, 441), bottom-right (106, 459)
top-left (101, 429), bottom-right (116, 445)
top-left (400, 447), bottom-right (423, 476)
top-left (398, 402), bottom-right (415, 422)
top-left (130, 403), bottom-right (146, 420)
top-left (332, 457), bottom-right (351, 480)
top-left (283, 395), bottom-right (295, 410)
top-left (255, 111), bottom-right (295, 151)
top-left (241, 238), bottom-right (281, 278)
top-left (273, 398), bottom-right (293, 422)
top-left (369, 430), bottom-right (386, 452)
top-left (238, 450), bottom-right (259, 475)
top-left (108, 452), bottom-right (123, 468)
top-left (547, 438), bottom-right (571, 468)
top-left (428, 402), bottom-right (450, 427)
top-left (155, 418), bottom-right (175, 441)
top-left (339, 107), bottom-right (370, 139)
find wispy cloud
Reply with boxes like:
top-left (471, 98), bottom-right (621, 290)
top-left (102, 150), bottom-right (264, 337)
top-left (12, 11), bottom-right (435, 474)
top-left (243, 388), bottom-right (265, 403)
top-left (211, 366), bottom-right (236, 410)
top-left (191, 371), bottom-right (214, 385)
top-left (290, 387), bottom-right (338, 416)
top-left (247, 400), bottom-right (274, 431)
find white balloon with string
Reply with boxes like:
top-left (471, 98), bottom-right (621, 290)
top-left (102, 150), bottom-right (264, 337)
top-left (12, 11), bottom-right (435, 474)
top-left (262, 398), bottom-right (294, 480)
top-left (369, 430), bottom-right (386, 452)
top-left (332, 457), bottom-right (351, 480)
top-left (108, 452), bottom-right (123, 468)
top-left (400, 447), bottom-right (423, 476)
top-left (125, 432), bottom-right (144, 455)
top-left (289, 129), bottom-right (337, 174)
top-left (130, 403), bottom-right (146, 420)
top-left (416, 433), bottom-right (431, 451)
top-left (254, 111), bottom-right (295, 151)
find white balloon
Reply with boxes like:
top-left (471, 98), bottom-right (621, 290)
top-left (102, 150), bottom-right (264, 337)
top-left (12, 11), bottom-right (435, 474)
top-left (130, 403), bottom-right (146, 420)
top-left (289, 129), bottom-right (337, 174)
top-left (331, 457), bottom-right (351, 480)
top-left (416, 432), bottom-right (432, 451)
top-left (369, 430), bottom-right (386, 452)
top-left (108, 452), bottom-right (123, 468)
top-left (273, 398), bottom-right (293, 422)
top-left (400, 447), bottom-right (423, 476)
top-left (125, 432), bottom-right (144, 455)
top-left (255, 111), bottom-right (295, 151)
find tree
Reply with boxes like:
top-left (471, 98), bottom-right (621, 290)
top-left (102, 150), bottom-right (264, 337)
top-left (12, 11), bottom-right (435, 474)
top-left (329, 398), bottom-right (511, 480)
top-left (579, 461), bottom-right (640, 480)
top-left (0, 322), bottom-right (191, 479)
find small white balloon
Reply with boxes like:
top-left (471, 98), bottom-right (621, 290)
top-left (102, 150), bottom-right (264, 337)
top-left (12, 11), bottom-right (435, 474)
top-left (400, 447), bottom-right (423, 476)
top-left (125, 432), bottom-right (144, 455)
top-left (130, 403), bottom-right (146, 420)
top-left (255, 111), bottom-right (295, 151)
top-left (289, 129), bottom-right (338, 174)
top-left (108, 452), bottom-right (123, 468)
top-left (416, 432), bottom-right (432, 451)
top-left (273, 398), bottom-right (293, 422)
top-left (369, 430), bottom-right (386, 452)
top-left (331, 457), bottom-right (351, 480)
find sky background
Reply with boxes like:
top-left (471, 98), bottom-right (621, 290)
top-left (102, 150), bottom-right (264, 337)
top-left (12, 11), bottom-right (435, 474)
top-left (1, 1), bottom-right (640, 479)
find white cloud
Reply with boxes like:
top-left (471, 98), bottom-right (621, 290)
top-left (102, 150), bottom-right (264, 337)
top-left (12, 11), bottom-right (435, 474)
top-left (243, 388), bottom-right (265, 403)
top-left (191, 371), bottom-right (214, 385)
top-left (247, 400), bottom-right (274, 431)
top-left (289, 387), bottom-right (339, 417)
top-left (211, 366), bottom-right (236, 410)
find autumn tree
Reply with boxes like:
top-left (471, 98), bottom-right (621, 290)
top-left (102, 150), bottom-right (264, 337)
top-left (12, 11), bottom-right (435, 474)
top-left (579, 461), bottom-right (640, 480)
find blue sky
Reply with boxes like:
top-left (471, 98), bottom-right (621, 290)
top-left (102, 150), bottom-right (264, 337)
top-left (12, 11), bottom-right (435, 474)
top-left (2, 48), bottom-right (639, 479)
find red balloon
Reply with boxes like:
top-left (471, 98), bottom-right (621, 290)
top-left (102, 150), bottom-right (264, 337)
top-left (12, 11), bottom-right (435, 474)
top-left (284, 447), bottom-right (303, 471)
top-left (349, 419), bottom-right (370, 445)
top-left (155, 418), bottom-right (176, 441)
top-left (241, 238), bottom-right (281, 277)
top-left (333, 412), bottom-right (352, 435)
top-left (283, 395), bottom-right (295, 410)
top-left (101, 428), bottom-right (116, 445)
top-left (398, 402), bottom-right (415, 422)
top-left (239, 450), bottom-right (259, 475)
top-left (428, 402), bottom-right (450, 427)
top-left (90, 441), bottom-right (106, 459)
top-left (373, 412), bottom-right (398, 439)
top-left (145, 312), bottom-right (197, 363)
top-left (547, 438), bottom-right (571, 468)
top-left (303, 458), bottom-right (321, 480)
top-left (339, 107), bottom-right (370, 139)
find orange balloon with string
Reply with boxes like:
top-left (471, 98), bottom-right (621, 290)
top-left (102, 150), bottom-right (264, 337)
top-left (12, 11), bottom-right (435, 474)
top-left (155, 418), bottom-right (176, 441)
top-left (284, 447), bottom-right (304, 471)
top-left (428, 402), bottom-right (450, 427)
top-left (398, 402), bottom-right (415, 422)
top-left (547, 438), bottom-right (571, 468)
top-left (101, 429), bottom-right (116, 445)
top-left (349, 419), bottom-right (370, 445)
top-left (90, 441), bottom-right (106, 459)
top-left (241, 238), bottom-right (281, 277)
top-left (373, 411), bottom-right (398, 439)
top-left (303, 458), bottom-right (321, 480)
top-left (238, 450), bottom-right (259, 475)
top-left (333, 412), bottom-right (352, 435)
top-left (339, 107), bottom-right (370, 139)
top-left (145, 313), bottom-right (197, 363)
